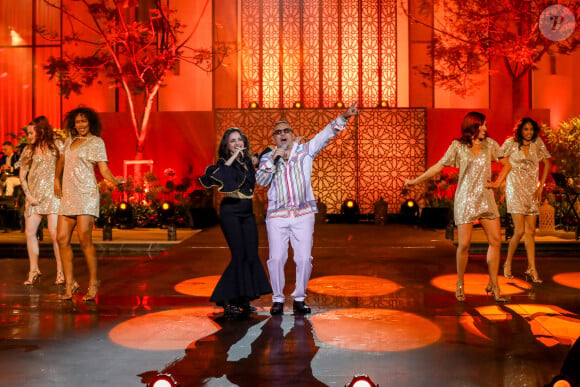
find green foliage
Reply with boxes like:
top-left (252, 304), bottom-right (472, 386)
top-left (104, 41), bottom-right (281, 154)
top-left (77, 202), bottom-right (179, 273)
top-left (543, 117), bottom-right (580, 177)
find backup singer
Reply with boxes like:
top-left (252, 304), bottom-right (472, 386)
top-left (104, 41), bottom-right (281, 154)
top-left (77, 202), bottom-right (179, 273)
top-left (17, 116), bottom-right (64, 286)
top-left (501, 118), bottom-right (551, 284)
top-left (256, 102), bottom-right (358, 315)
top-left (406, 112), bottom-right (510, 303)
top-left (200, 127), bottom-right (272, 318)
top-left (55, 107), bottom-right (124, 301)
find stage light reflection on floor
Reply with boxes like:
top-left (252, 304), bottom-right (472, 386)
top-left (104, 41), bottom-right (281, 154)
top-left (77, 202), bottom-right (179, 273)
top-left (109, 307), bottom-right (221, 351)
top-left (460, 304), bottom-right (580, 347)
top-left (174, 276), bottom-right (220, 297)
top-left (308, 275), bottom-right (402, 297)
top-left (310, 308), bottom-right (441, 352)
top-left (553, 272), bottom-right (580, 290)
top-left (431, 273), bottom-right (531, 296)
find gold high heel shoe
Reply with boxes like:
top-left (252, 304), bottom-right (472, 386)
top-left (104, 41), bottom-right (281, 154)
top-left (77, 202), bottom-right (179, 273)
top-left (83, 281), bottom-right (100, 302)
top-left (525, 268), bottom-right (543, 284)
top-left (55, 271), bottom-right (65, 285)
top-left (23, 269), bottom-right (41, 286)
top-left (456, 281), bottom-right (465, 302)
top-left (486, 285), bottom-right (507, 303)
top-left (503, 262), bottom-right (514, 279)
top-left (60, 281), bottom-right (80, 300)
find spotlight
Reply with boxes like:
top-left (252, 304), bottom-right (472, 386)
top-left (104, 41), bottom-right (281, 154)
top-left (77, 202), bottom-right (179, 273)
top-left (248, 101), bottom-right (259, 109)
top-left (400, 199), bottom-right (419, 224)
top-left (341, 199), bottom-right (360, 223)
top-left (378, 100), bottom-right (389, 108)
top-left (293, 101), bottom-right (303, 108)
top-left (335, 101), bottom-right (344, 108)
top-left (115, 201), bottom-right (135, 229)
top-left (346, 374), bottom-right (377, 387)
top-left (157, 202), bottom-right (175, 227)
top-left (148, 373), bottom-right (178, 387)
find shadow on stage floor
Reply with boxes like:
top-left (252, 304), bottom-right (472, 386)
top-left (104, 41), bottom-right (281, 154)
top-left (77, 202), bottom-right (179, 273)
top-left (0, 223), bottom-right (579, 386)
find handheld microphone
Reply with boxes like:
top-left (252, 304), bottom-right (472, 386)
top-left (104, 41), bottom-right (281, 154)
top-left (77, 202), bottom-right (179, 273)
top-left (274, 144), bottom-right (288, 164)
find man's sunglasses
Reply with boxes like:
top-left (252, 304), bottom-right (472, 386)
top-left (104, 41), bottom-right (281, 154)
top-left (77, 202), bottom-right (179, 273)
top-left (273, 128), bottom-right (292, 136)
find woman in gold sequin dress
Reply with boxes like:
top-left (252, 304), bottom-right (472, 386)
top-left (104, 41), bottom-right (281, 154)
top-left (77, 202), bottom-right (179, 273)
top-left (405, 112), bottom-right (511, 302)
top-left (501, 118), bottom-right (551, 284)
top-left (17, 116), bottom-right (64, 286)
top-left (55, 107), bottom-right (124, 301)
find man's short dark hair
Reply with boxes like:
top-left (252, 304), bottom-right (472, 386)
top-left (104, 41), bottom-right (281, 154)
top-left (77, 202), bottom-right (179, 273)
top-left (2, 141), bottom-right (14, 147)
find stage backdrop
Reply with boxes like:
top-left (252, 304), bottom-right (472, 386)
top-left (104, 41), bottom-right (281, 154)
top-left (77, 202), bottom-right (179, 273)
top-left (215, 108), bottom-right (426, 214)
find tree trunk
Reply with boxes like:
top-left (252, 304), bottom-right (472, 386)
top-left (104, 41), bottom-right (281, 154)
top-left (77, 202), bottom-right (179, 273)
top-left (511, 70), bottom-right (531, 126)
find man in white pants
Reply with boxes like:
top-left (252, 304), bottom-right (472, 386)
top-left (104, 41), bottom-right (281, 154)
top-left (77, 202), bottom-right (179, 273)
top-left (256, 102), bottom-right (358, 315)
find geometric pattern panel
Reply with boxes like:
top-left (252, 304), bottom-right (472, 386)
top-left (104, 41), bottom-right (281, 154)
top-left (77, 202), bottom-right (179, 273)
top-left (240, 0), bottom-right (397, 109)
top-left (215, 108), bottom-right (426, 214)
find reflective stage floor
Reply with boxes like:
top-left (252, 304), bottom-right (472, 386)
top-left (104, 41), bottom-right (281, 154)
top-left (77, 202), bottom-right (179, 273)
top-left (1, 224), bottom-right (579, 386)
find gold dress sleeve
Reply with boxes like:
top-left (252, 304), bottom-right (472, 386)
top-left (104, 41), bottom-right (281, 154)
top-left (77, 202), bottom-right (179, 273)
top-left (452, 139), bottom-right (500, 225)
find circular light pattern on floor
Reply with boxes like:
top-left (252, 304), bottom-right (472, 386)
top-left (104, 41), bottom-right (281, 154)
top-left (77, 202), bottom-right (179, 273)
top-left (310, 308), bottom-right (441, 352)
top-left (174, 276), bottom-right (220, 297)
top-left (109, 306), bottom-right (221, 351)
top-left (553, 272), bottom-right (580, 290)
top-left (431, 273), bottom-right (531, 296)
top-left (308, 275), bottom-right (402, 297)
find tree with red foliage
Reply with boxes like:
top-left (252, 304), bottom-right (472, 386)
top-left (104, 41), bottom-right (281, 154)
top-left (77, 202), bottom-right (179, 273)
top-left (407, 0), bottom-right (580, 117)
top-left (39, 0), bottom-right (228, 156)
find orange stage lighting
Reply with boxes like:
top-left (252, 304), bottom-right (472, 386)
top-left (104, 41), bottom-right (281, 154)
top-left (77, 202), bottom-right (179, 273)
top-left (460, 304), bottom-right (580, 347)
top-left (248, 101), bottom-right (259, 109)
top-left (378, 100), bottom-right (389, 108)
top-left (335, 101), bottom-right (344, 108)
top-left (431, 273), bottom-right (531, 296)
top-left (308, 275), bottom-right (402, 297)
top-left (346, 200), bottom-right (355, 208)
top-left (553, 272), bottom-right (580, 290)
top-left (109, 307), bottom-right (221, 351)
top-left (310, 308), bottom-right (441, 352)
top-left (162, 202), bottom-right (170, 211)
top-left (174, 276), bottom-right (221, 298)
top-left (119, 202), bottom-right (127, 210)
top-left (293, 101), bottom-right (303, 108)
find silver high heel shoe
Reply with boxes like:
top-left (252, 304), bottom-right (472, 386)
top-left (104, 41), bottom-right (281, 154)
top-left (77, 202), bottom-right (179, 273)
top-left (23, 269), bottom-right (41, 286)
top-left (525, 268), bottom-right (543, 284)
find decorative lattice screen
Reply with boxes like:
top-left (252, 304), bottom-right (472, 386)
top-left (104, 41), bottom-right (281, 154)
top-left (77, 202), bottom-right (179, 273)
top-left (214, 109), bottom-right (426, 213)
top-left (240, 0), bottom-right (397, 109)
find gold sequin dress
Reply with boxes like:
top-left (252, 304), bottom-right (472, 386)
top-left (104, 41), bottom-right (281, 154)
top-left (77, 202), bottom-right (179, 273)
top-left (16, 141), bottom-right (64, 217)
top-left (438, 139), bottom-right (503, 225)
top-left (501, 137), bottom-right (551, 215)
top-left (58, 136), bottom-right (108, 217)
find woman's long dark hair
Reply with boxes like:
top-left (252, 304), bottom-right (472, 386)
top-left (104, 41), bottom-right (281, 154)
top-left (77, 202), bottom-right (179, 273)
top-left (29, 116), bottom-right (59, 156)
top-left (513, 117), bottom-right (540, 146)
top-left (63, 106), bottom-right (102, 137)
top-left (218, 127), bottom-right (251, 161)
top-left (457, 111), bottom-right (487, 146)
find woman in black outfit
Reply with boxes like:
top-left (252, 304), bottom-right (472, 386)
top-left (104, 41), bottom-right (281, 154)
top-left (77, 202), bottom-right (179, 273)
top-left (200, 127), bottom-right (272, 318)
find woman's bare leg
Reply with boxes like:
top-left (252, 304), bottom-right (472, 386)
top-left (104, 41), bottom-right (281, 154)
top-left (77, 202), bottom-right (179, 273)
top-left (505, 213), bottom-right (525, 278)
top-left (57, 215), bottom-right (77, 297)
top-left (24, 213), bottom-right (43, 284)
